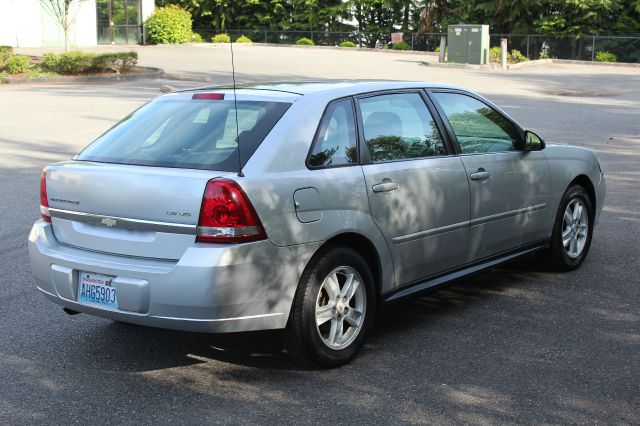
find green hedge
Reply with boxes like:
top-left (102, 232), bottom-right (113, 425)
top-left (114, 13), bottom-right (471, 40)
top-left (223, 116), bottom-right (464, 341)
top-left (489, 47), bottom-right (528, 64)
top-left (0, 45), bottom-right (13, 67)
top-left (211, 33), bottom-right (231, 43)
top-left (41, 51), bottom-right (138, 74)
top-left (145, 5), bottom-right (192, 44)
top-left (4, 55), bottom-right (31, 74)
top-left (489, 46), bottom-right (501, 63)
top-left (41, 53), bottom-right (59, 70)
top-left (339, 41), bottom-right (356, 48)
top-left (392, 41), bottom-right (410, 50)
top-left (508, 49), bottom-right (527, 64)
top-left (91, 52), bottom-right (138, 73)
top-left (236, 35), bottom-right (252, 43)
top-left (51, 52), bottom-right (94, 74)
top-left (296, 37), bottom-right (314, 46)
top-left (595, 51), bottom-right (617, 62)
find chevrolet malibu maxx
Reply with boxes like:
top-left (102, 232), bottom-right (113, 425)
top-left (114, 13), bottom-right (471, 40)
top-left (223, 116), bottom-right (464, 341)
top-left (29, 82), bottom-right (605, 367)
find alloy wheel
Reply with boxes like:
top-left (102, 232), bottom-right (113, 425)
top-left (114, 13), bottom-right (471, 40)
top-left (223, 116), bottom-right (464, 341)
top-left (315, 266), bottom-right (366, 350)
top-left (562, 198), bottom-right (589, 258)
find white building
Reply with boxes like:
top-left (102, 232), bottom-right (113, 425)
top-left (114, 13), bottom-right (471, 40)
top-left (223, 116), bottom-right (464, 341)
top-left (0, 0), bottom-right (155, 48)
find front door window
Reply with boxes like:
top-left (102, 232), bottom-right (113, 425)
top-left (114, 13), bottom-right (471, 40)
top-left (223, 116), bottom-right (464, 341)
top-left (431, 92), bottom-right (520, 154)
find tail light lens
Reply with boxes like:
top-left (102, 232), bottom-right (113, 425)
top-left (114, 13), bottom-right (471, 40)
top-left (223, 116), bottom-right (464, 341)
top-left (40, 168), bottom-right (51, 222)
top-left (196, 178), bottom-right (266, 243)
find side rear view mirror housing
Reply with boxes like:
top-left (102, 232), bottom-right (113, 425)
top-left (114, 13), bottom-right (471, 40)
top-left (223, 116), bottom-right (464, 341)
top-left (523, 130), bottom-right (545, 151)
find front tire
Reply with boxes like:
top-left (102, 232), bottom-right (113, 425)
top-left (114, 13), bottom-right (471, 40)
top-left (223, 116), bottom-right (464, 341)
top-left (286, 246), bottom-right (376, 368)
top-left (542, 184), bottom-right (594, 270)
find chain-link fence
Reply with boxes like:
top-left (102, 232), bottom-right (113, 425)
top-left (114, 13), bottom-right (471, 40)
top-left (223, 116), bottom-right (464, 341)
top-left (491, 34), bottom-right (640, 62)
top-left (202, 29), bottom-right (640, 63)
top-left (205, 29), bottom-right (445, 49)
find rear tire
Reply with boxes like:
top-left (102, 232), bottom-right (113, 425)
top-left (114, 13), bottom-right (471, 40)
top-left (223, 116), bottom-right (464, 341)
top-left (286, 246), bottom-right (376, 368)
top-left (540, 184), bottom-right (594, 270)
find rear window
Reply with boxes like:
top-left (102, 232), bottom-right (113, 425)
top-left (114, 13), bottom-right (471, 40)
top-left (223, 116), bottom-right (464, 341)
top-left (77, 97), bottom-right (291, 171)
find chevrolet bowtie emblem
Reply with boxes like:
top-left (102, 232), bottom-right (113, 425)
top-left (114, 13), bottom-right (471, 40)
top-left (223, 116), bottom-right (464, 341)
top-left (101, 217), bottom-right (117, 227)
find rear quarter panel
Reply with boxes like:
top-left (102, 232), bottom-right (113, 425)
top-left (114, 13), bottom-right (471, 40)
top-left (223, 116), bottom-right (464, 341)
top-left (240, 95), bottom-right (396, 292)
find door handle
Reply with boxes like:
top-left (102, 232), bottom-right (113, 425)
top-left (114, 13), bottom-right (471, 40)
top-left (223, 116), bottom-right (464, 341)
top-left (470, 168), bottom-right (491, 180)
top-left (372, 181), bottom-right (399, 193)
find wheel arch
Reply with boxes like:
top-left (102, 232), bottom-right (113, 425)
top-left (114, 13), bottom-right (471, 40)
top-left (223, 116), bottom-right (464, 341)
top-left (570, 174), bottom-right (596, 210)
top-left (308, 232), bottom-right (383, 297)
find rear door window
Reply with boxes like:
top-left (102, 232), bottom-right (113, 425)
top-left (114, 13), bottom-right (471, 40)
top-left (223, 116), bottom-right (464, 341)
top-left (357, 93), bottom-right (446, 162)
top-left (77, 97), bottom-right (291, 171)
top-left (308, 99), bottom-right (358, 168)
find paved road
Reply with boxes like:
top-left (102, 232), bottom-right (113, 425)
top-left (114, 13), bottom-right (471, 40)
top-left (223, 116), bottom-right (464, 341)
top-left (1, 47), bottom-right (639, 424)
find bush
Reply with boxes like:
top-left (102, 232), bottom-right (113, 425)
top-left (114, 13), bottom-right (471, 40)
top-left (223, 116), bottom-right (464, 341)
top-left (4, 55), bottom-right (31, 74)
top-left (52, 52), bottom-right (94, 74)
top-left (26, 69), bottom-right (57, 78)
top-left (91, 52), bottom-right (138, 73)
top-left (40, 51), bottom-right (137, 74)
top-left (339, 41), bottom-right (356, 48)
top-left (296, 37), bottom-right (314, 46)
top-left (145, 5), bottom-right (192, 44)
top-left (41, 52), bottom-right (59, 70)
top-left (595, 51), bottom-right (617, 62)
top-left (190, 32), bottom-right (203, 43)
top-left (489, 47), bottom-right (528, 64)
top-left (489, 46), bottom-right (502, 63)
top-left (508, 49), bottom-right (528, 64)
top-left (235, 35), bottom-right (252, 43)
top-left (392, 41), bottom-right (411, 50)
top-left (0, 45), bottom-right (13, 67)
top-left (211, 33), bottom-right (231, 43)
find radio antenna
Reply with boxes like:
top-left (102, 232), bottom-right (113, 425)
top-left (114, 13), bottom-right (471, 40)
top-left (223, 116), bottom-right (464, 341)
top-left (230, 37), bottom-right (243, 177)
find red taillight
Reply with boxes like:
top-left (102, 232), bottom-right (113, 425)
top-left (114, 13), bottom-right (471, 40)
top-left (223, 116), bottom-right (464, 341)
top-left (192, 93), bottom-right (224, 100)
top-left (40, 168), bottom-right (51, 222)
top-left (196, 178), bottom-right (266, 243)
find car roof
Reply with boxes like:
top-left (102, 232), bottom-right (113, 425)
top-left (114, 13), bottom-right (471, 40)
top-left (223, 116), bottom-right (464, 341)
top-left (172, 80), bottom-right (469, 101)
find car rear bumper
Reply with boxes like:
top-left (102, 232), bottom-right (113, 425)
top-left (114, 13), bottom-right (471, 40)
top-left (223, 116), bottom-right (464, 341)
top-left (28, 220), bottom-right (320, 333)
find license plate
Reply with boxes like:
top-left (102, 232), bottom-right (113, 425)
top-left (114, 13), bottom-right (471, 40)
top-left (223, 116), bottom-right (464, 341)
top-left (78, 271), bottom-right (118, 310)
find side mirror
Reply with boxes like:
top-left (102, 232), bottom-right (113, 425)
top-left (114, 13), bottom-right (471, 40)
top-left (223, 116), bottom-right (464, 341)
top-left (524, 130), bottom-right (545, 151)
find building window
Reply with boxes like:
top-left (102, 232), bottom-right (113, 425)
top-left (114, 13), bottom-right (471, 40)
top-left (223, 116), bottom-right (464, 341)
top-left (97, 0), bottom-right (142, 45)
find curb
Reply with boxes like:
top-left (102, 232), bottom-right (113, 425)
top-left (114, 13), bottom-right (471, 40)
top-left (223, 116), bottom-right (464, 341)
top-left (257, 43), bottom-right (439, 56)
top-left (1, 66), bottom-right (164, 84)
top-left (419, 61), bottom-right (485, 69)
top-left (163, 72), bottom-right (215, 82)
top-left (548, 58), bottom-right (640, 68)
top-left (159, 42), bottom-right (440, 57)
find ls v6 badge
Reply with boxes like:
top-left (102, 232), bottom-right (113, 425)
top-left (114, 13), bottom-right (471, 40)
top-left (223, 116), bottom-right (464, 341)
top-left (101, 217), bottom-right (117, 227)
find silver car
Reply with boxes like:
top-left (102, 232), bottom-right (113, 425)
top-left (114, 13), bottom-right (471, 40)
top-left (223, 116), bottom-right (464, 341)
top-left (29, 81), bottom-right (605, 367)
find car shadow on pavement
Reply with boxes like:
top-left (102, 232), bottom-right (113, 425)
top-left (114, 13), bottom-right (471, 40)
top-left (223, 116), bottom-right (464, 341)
top-left (103, 321), bottom-right (294, 370)
top-left (370, 254), bottom-right (552, 340)
top-left (54, 254), bottom-right (550, 374)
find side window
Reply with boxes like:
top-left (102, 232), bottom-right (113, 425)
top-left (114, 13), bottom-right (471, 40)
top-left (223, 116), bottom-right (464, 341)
top-left (308, 99), bottom-right (357, 168)
top-left (358, 93), bottom-right (446, 162)
top-left (431, 92), bottom-right (520, 154)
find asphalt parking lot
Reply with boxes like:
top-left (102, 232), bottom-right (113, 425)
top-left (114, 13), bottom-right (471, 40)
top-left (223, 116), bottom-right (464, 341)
top-left (1, 46), bottom-right (639, 424)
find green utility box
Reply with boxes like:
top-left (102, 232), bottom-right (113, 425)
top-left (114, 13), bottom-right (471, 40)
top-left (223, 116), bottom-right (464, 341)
top-left (447, 24), bottom-right (490, 64)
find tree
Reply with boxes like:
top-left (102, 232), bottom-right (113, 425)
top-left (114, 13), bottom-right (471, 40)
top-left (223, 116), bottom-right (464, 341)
top-left (41, 0), bottom-right (88, 52)
top-left (157, 0), bottom-right (640, 37)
